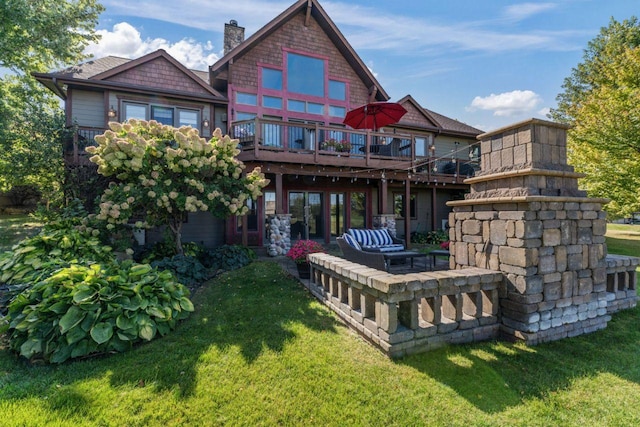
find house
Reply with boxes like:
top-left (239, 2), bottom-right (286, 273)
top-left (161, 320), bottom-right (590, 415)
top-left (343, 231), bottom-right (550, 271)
top-left (34, 0), bottom-right (483, 251)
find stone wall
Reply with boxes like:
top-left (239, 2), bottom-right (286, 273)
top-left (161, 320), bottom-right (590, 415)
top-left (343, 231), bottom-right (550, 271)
top-left (308, 253), bottom-right (502, 358)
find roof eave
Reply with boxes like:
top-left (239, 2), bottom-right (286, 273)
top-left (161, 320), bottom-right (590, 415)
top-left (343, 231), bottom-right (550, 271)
top-left (44, 76), bottom-right (228, 103)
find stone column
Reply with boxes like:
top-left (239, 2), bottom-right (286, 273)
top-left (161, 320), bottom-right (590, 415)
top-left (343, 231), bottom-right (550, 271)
top-left (448, 119), bottom-right (612, 344)
top-left (266, 214), bottom-right (291, 256)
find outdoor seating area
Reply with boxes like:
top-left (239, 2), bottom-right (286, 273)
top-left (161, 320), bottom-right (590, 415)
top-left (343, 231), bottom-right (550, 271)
top-left (337, 228), bottom-right (434, 272)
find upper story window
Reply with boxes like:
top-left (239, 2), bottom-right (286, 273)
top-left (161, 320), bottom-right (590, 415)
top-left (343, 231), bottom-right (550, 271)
top-left (286, 52), bottom-right (324, 97)
top-left (123, 101), bottom-right (200, 129)
top-left (124, 103), bottom-right (147, 120)
top-left (262, 68), bottom-right (283, 91)
top-left (151, 106), bottom-right (174, 125)
top-left (237, 92), bottom-right (258, 106)
top-left (178, 110), bottom-right (198, 127)
top-left (237, 51), bottom-right (349, 123)
top-left (329, 80), bottom-right (346, 101)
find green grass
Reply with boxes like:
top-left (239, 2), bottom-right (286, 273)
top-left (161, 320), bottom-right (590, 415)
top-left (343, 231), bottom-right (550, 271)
top-left (606, 223), bottom-right (640, 274)
top-left (0, 214), bottom-right (42, 252)
top-left (0, 219), bottom-right (639, 426)
top-left (2, 260), bottom-right (640, 426)
top-left (606, 223), bottom-right (640, 257)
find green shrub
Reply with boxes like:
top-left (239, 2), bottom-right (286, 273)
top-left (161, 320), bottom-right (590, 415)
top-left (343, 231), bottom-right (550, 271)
top-left (6, 261), bottom-right (194, 364)
top-left (410, 229), bottom-right (449, 245)
top-left (0, 227), bottom-right (114, 287)
top-left (201, 245), bottom-right (256, 271)
top-left (151, 254), bottom-right (210, 288)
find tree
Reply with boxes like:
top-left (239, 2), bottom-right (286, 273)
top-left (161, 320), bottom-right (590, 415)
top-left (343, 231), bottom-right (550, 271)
top-left (551, 17), bottom-right (640, 218)
top-left (0, 0), bottom-right (104, 207)
top-left (0, 75), bottom-right (66, 205)
top-left (0, 0), bottom-right (104, 74)
top-left (87, 120), bottom-right (270, 254)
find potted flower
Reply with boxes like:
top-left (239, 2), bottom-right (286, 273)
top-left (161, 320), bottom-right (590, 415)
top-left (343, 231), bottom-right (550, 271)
top-left (286, 239), bottom-right (325, 278)
top-left (336, 140), bottom-right (351, 153)
top-left (321, 138), bottom-right (339, 151)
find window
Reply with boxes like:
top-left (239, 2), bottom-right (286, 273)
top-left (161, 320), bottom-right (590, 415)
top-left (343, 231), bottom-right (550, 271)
top-left (237, 112), bottom-right (256, 121)
top-left (287, 99), bottom-right (306, 113)
top-left (287, 100), bottom-right (324, 115)
top-left (329, 106), bottom-right (346, 117)
top-left (262, 68), bottom-right (282, 90)
top-left (237, 198), bottom-right (258, 231)
top-left (124, 103), bottom-right (147, 120)
top-left (287, 52), bottom-right (324, 97)
top-left (350, 192), bottom-right (366, 229)
top-left (415, 135), bottom-right (433, 157)
top-left (263, 96), bottom-right (282, 109)
top-left (307, 103), bottom-right (324, 115)
top-left (264, 191), bottom-right (276, 216)
top-left (151, 106), bottom-right (174, 125)
top-left (178, 109), bottom-right (198, 127)
top-left (123, 102), bottom-right (202, 129)
top-left (394, 193), bottom-right (416, 219)
top-left (329, 80), bottom-right (346, 100)
top-left (237, 92), bottom-right (257, 106)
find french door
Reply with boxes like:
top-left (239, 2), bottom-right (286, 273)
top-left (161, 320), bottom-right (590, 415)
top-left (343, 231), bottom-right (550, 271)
top-left (289, 191), bottom-right (323, 240)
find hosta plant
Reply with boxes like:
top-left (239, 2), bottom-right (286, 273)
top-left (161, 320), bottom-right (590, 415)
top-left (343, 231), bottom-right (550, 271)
top-left (200, 244), bottom-right (256, 271)
top-left (0, 227), bottom-right (114, 288)
top-left (6, 260), bottom-right (194, 364)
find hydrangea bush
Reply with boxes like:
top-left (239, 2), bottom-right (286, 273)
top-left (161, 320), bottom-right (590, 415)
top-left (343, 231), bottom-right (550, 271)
top-left (87, 120), bottom-right (269, 254)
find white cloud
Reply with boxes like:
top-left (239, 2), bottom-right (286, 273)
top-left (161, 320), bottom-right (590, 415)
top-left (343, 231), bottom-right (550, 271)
top-left (503, 3), bottom-right (558, 22)
top-left (468, 90), bottom-right (542, 117)
top-left (538, 107), bottom-right (551, 118)
top-left (85, 22), bottom-right (219, 70)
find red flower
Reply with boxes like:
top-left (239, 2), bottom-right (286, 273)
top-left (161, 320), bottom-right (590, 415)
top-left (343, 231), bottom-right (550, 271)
top-left (440, 241), bottom-right (450, 250)
top-left (286, 240), bottom-right (325, 264)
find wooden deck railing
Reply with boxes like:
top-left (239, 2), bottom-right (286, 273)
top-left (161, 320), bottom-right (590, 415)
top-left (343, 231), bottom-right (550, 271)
top-left (63, 126), bottom-right (105, 166)
top-left (232, 118), bottom-right (479, 179)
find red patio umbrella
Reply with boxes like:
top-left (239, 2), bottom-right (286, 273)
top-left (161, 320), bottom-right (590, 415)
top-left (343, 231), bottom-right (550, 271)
top-left (342, 102), bottom-right (408, 130)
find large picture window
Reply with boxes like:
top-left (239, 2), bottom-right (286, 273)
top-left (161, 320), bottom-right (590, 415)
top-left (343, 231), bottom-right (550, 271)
top-left (287, 52), bottom-right (324, 97)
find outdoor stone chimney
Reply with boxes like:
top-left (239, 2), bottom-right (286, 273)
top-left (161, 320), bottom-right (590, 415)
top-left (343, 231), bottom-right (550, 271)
top-left (447, 118), bottom-right (624, 345)
top-left (224, 20), bottom-right (245, 55)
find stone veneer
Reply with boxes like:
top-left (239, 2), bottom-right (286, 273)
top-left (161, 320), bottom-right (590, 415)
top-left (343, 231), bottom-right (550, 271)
top-left (448, 119), bottom-right (638, 344)
top-left (266, 214), bottom-right (291, 256)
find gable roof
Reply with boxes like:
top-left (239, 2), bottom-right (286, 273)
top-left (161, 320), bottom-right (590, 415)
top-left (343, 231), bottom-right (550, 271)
top-left (209, 0), bottom-right (388, 101)
top-left (33, 50), bottom-right (224, 101)
top-left (395, 94), bottom-right (483, 137)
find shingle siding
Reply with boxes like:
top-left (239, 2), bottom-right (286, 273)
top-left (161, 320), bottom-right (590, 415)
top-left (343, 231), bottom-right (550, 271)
top-left (105, 57), bottom-right (206, 95)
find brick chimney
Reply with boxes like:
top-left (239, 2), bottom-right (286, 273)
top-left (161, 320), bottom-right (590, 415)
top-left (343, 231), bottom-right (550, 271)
top-left (224, 20), bottom-right (245, 55)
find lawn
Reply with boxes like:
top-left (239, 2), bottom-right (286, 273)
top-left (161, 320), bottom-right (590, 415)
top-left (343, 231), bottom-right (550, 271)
top-left (0, 219), bottom-right (639, 426)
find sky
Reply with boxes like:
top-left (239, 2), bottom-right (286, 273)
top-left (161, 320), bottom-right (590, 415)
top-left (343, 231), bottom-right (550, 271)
top-left (85, 0), bottom-right (639, 132)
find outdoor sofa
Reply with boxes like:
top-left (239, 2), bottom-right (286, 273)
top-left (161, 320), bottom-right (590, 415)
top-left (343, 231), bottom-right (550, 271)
top-left (336, 228), bottom-right (413, 272)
